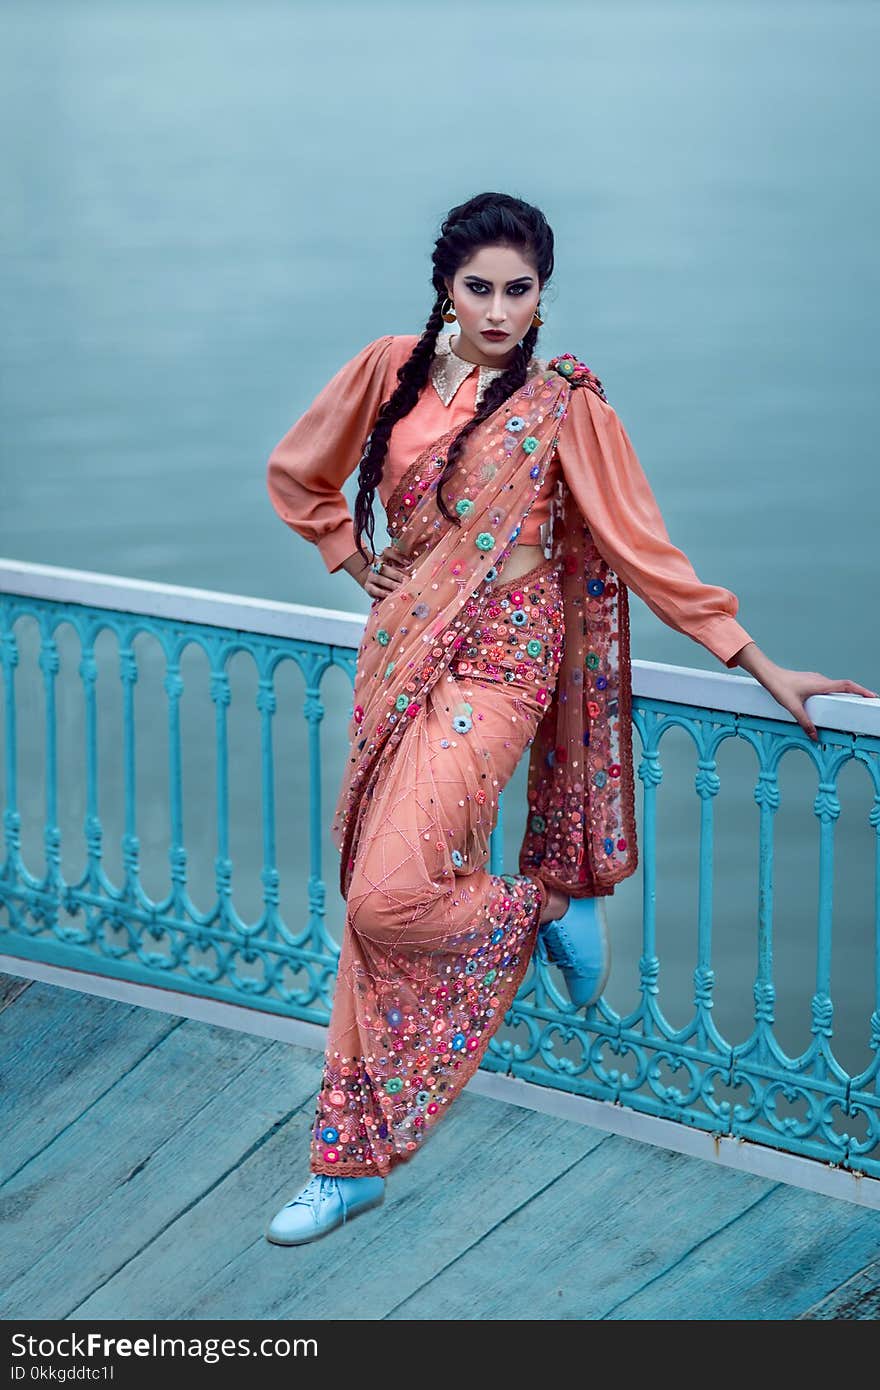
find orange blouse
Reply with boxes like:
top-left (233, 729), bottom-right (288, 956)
top-left (266, 334), bottom-right (753, 669)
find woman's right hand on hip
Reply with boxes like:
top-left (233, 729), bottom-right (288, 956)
top-left (364, 546), bottom-right (412, 600)
top-left (343, 545), bottom-right (411, 600)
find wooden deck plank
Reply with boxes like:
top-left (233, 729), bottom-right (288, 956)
top-left (74, 1086), bottom-right (607, 1320)
top-left (0, 974), bottom-right (33, 1011)
top-left (0, 1009), bottom-right (320, 1317)
top-left (0, 974), bottom-right (181, 1178)
top-left (385, 1140), bottom-right (778, 1320)
top-left (3, 974), bottom-right (879, 1321)
top-left (387, 1143), bottom-right (880, 1321)
top-left (603, 1181), bottom-right (880, 1320)
top-left (798, 1256), bottom-right (880, 1319)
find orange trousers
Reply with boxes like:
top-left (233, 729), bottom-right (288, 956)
top-left (310, 554), bottom-right (566, 1177)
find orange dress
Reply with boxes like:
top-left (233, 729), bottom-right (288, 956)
top-left (265, 336), bottom-right (753, 1181)
top-left (267, 333), bottom-right (752, 668)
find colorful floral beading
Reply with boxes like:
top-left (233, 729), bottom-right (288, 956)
top-left (547, 353), bottom-right (608, 401)
top-left (452, 555), bottom-right (564, 690)
top-left (310, 871), bottom-right (544, 1176)
top-left (313, 352), bottom-right (637, 1183)
top-left (519, 469), bottom-right (636, 895)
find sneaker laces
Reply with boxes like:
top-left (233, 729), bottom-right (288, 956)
top-left (540, 919), bottom-right (580, 971)
top-left (285, 1175), bottom-right (346, 1223)
top-left (540, 898), bottom-right (605, 973)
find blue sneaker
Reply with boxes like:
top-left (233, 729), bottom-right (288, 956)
top-left (265, 1173), bottom-right (385, 1245)
top-left (537, 895), bottom-right (610, 1007)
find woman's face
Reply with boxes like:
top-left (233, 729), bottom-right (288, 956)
top-left (445, 243), bottom-right (541, 366)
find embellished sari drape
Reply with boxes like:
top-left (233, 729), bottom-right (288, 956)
top-left (265, 332), bottom-right (753, 1178)
top-left (332, 357), bottom-right (637, 905)
top-left (305, 357), bottom-right (637, 1178)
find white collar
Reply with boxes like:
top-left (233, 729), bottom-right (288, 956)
top-left (430, 331), bottom-right (542, 408)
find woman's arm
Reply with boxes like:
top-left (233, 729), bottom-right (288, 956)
top-left (555, 384), bottom-right (753, 668)
top-left (266, 335), bottom-right (395, 576)
top-left (555, 385), bottom-right (877, 739)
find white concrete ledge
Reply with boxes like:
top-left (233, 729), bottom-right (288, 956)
top-left (0, 556), bottom-right (367, 650)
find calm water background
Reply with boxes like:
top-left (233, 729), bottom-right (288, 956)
top-left (2, 1), bottom-right (879, 1078)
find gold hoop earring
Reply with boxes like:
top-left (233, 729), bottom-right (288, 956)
top-left (532, 305), bottom-right (544, 328)
top-left (440, 296), bottom-right (457, 323)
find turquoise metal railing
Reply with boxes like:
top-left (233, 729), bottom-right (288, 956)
top-left (1, 560), bottom-right (879, 1179)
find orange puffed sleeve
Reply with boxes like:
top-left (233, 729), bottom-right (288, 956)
top-left (556, 385), bottom-right (753, 669)
top-left (266, 335), bottom-right (395, 573)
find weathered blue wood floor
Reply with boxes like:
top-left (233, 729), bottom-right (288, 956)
top-left (1, 970), bottom-right (878, 1321)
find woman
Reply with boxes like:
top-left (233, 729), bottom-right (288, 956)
top-left (263, 192), bottom-right (876, 1246)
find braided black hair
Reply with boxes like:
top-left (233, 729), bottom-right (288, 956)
top-left (352, 191), bottom-right (555, 566)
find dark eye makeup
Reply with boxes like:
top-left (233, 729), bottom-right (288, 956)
top-left (464, 280), bottom-right (531, 296)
